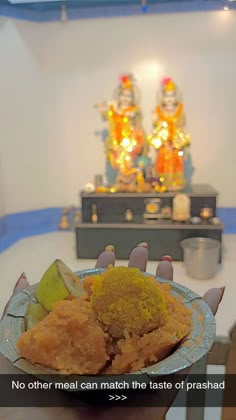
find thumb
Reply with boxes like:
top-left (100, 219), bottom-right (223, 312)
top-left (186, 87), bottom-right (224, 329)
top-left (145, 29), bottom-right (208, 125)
top-left (2, 273), bottom-right (29, 320)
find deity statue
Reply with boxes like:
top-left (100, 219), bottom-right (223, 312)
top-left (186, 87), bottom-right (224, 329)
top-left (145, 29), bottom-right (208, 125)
top-left (147, 77), bottom-right (191, 191)
top-left (96, 74), bottom-right (147, 190)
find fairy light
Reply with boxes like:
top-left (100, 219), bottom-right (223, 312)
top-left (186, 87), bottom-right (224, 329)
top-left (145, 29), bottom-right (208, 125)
top-left (121, 138), bottom-right (130, 147)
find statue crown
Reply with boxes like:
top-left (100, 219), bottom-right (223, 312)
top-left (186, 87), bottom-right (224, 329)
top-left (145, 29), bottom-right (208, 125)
top-left (161, 77), bottom-right (176, 92)
top-left (120, 74), bottom-right (133, 90)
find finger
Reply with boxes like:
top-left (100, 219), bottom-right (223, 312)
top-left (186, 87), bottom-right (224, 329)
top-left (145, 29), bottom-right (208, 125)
top-left (203, 287), bottom-right (225, 315)
top-left (156, 256), bottom-right (173, 281)
top-left (95, 245), bottom-right (116, 268)
top-left (157, 287), bottom-right (225, 417)
top-left (2, 273), bottom-right (29, 320)
top-left (13, 273), bottom-right (29, 295)
top-left (128, 242), bottom-right (148, 271)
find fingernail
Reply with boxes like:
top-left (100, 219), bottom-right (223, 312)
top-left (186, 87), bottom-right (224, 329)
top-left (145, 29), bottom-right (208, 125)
top-left (219, 286), bottom-right (225, 302)
top-left (13, 273), bottom-right (29, 295)
top-left (13, 273), bottom-right (26, 292)
top-left (105, 245), bottom-right (115, 253)
top-left (137, 242), bottom-right (148, 249)
top-left (161, 255), bottom-right (172, 263)
top-left (107, 264), bottom-right (113, 269)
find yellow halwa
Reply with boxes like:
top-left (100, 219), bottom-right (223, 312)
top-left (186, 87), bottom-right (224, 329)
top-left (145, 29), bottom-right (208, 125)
top-left (90, 267), bottom-right (167, 337)
top-left (17, 267), bottom-right (192, 374)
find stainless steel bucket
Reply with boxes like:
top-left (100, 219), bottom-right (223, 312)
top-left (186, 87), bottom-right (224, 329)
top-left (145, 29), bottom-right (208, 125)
top-left (180, 237), bottom-right (220, 279)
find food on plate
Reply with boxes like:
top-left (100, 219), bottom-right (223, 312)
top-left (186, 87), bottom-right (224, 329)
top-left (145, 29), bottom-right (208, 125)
top-left (25, 303), bottom-right (48, 330)
top-left (105, 282), bottom-right (192, 373)
top-left (35, 259), bottom-right (85, 311)
top-left (90, 267), bottom-right (167, 338)
top-left (18, 299), bottom-right (108, 374)
top-left (17, 264), bottom-right (192, 374)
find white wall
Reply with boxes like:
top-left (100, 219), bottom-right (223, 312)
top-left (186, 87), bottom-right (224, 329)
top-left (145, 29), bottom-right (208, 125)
top-left (0, 10), bottom-right (236, 213)
top-left (0, 159), bottom-right (5, 218)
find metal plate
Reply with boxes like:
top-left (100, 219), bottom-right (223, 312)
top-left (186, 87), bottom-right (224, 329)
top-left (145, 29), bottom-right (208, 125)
top-left (0, 268), bottom-right (215, 382)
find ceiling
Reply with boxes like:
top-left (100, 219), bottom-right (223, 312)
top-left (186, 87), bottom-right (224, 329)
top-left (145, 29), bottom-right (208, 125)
top-left (0, 0), bottom-right (235, 21)
top-left (4, 0), bottom-right (228, 5)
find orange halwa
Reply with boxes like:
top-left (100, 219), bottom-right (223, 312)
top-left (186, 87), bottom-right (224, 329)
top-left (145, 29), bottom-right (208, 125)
top-left (17, 299), bottom-right (108, 374)
top-left (17, 267), bottom-right (192, 374)
top-left (105, 283), bottom-right (192, 373)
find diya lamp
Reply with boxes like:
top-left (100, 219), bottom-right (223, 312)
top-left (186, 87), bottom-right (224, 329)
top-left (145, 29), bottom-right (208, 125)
top-left (125, 209), bottom-right (134, 222)
top-left (91, 204), bottom-right (98, 223)
top-left (58, 214), bottom-right (71, 230)
top-left (200, 207), bottom-right (213, 221)
top-left (58, 208), bottom-right (71, 230)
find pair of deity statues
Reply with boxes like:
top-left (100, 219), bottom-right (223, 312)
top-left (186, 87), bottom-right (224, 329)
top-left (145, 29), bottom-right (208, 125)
top-left (96, 74), bottom-right (191, 192)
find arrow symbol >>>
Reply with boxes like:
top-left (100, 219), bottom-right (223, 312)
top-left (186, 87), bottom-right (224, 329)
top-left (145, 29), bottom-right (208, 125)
top-left (109, 395), bottom-right (127, 401)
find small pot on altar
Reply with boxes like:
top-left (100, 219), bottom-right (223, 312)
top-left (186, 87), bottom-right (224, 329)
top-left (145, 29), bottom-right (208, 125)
top-left (190, 216), bottom-right (201, 225)
top-left (209, 217), bottom-right (221, 225)
top-left (161, 206), bottom-right (172, 219)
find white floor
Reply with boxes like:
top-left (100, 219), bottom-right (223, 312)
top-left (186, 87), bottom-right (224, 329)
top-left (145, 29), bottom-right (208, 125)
top-left (0, 231), bottom-right (234, 420)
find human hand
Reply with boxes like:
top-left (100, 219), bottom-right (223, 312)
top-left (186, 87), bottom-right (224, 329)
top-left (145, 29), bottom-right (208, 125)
top-left (0, 243), bottom-right (224, 420)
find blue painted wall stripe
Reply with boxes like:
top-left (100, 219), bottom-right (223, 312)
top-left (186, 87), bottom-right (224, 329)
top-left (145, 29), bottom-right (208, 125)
top-left (0, 1), bottom-right (236, 22)
top-left (217, 208), bottom-right (236, 234)
top-left (0, 208), bottom-right (63, 253)
top-left (0, 206), bottom-right (235, 253)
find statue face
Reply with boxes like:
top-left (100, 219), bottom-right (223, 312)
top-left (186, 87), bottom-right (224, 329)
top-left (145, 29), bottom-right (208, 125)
top-left (163, 90), bottom-right (177, 108)
top-left (119, 89), bottom-right (133, 107)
